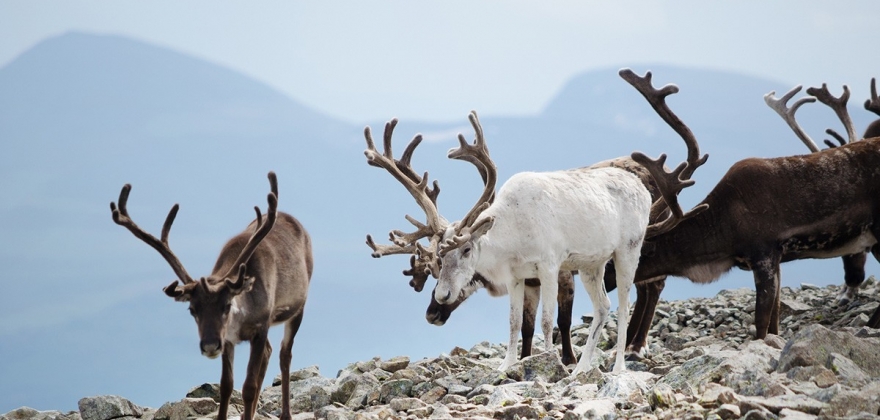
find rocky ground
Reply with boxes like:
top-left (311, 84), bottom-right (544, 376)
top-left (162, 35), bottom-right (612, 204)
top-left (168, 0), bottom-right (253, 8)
top-left (4, 280), bottom-right (880, 420)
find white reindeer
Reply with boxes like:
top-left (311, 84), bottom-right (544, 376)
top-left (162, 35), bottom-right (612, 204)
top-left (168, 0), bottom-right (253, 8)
top-left (432, 71), bottom-right (704, 375)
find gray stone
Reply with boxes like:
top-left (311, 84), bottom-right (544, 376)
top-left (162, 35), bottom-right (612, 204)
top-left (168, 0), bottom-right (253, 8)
top-left (388, 397), bottom-right (427, 412)
top-left (777, 324), bottom-right (880, 376)
top-left (379, 356), bottom-right (410, 373)
top-left (503, 350), bottom-right (567, 383)
top-left (378, 379), bottom-right (413, 404)
top-left (563, 398), bottom-right (617, 420)
top-left (330, 372), bottom-right (379, 409)
top-left (77, 396), bottom-right (143, 420)
top-left (1, 407), bottom-right (76, 420)
top-left (818, 388), bottom-right (880, 419)
top-left (152, 398), bottom-right (220, 420)
top-left (825, 352), bottom-right (871, 387)
top-left (272, 365), bottom-right (321, 385)
top-left (185, 383), bottom-right (244, 406)
top-left (648, 383), bottom-right (676, 409)
top-left (497, 404), bottom-right (542, 420)
top-left (713, 404), bottom-right (741, 420)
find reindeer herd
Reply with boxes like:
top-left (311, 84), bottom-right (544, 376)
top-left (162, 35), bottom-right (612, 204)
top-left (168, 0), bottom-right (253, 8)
top-left (110, 69), bottom-right (880, 420)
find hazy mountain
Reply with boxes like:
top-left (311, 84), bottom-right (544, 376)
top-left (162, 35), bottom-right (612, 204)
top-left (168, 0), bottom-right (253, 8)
top-left (1, 32), bottom-right (875, 412)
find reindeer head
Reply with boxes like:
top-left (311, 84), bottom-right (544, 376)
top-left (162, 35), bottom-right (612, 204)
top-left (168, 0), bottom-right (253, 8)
top-left (110, 172), bottom-right (278, 359)
top-left (434, 217), bottom-right (494, 305)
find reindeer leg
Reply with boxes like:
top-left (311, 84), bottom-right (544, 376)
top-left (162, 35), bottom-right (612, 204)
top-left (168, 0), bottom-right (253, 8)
top-left (538, 267), bottom-right (560, 354)
top-left (242, 332), bottom-right (270, 420)
top-left (218, 344), bottom-right (235, 420)
top-left (499, 277), bottom-right (524, 371)
top-left (627, 277), bottom-right (665, 358)
top-left (611, 250), bottom-right (638, 374)
top-left (520, 280), bottom-right (539, 359)
top-left (572, 265), bottom-right (609, 376)
top-left (838, 252), bottom-right (866, 304)
top-left (556, 271), bottom-right (576, 365)
top-left (751, 255), bottom-right (781, 339)
top-left (278, 312), bottom-right (304, 420)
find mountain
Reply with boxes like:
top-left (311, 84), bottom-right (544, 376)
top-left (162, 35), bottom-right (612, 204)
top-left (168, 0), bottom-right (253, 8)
top-left (1, 32), bottom-right (876, 412)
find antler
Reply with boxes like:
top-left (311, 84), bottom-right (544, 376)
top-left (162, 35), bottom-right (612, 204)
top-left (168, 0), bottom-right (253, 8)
top-left (806, 83), bottom-right (857, 147)
top-left (865, 78), bottom-right (880, 117)
top-left (764, 85), bottom-right (821, 152)
top-left (363, 119), bottom-right (448, 290)
top-left (110, 184), bottom-right (194, 285)
top-left (438, 111), bottom-right (499, 256)
top-left (619, 68), bottom-right (708, 236)
top-left (449, 111), bottom-right (497, 228)
top-left (221, 171), bottom-right (279, 281)
top-left (631, 152), bottom-right (708, 237)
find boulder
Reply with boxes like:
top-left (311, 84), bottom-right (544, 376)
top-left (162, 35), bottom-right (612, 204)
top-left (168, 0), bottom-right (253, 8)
top-left (77, 396), bottom-right (143, 420)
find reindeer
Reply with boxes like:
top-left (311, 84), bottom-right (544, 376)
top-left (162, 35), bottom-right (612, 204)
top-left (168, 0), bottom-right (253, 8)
top-left (109, 172), bottom-right (313, 420)
top-left (361, 114), bottom-right (581, 364)
top-left (372, 74), bottom-right (698, 375)
top-left (763, 79), bottom-right (880, 329)
top-left (766, 78), bottom-right (880, 306)
top-left (624, 77), bottom-right (880, 342)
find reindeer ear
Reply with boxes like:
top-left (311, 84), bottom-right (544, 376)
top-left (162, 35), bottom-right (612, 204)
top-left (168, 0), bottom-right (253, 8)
top-left (163, 280), bottom-right (191, 302)
top-left (472, 216), bottom-right (495, 238)
top-left (225, 264), bottom-right (255, 296)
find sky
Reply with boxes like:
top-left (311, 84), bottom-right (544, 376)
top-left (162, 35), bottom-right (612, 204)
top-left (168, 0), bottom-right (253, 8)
top-left (2, 1), bottom-right (879, 125)
top-left (2, 0), bottom-right (880, 414)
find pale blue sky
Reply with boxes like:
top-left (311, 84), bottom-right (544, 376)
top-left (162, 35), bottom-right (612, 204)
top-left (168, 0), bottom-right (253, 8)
top-left (2, 1), bottom-right (879, 124)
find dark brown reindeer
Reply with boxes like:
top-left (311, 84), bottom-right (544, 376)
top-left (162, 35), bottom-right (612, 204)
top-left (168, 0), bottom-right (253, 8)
top-left (765, 79), bottom-right (880, 328)
top-left (627, 78), bottom-right (880, 342)
top-left (110, 172), bottom-right (313, 420)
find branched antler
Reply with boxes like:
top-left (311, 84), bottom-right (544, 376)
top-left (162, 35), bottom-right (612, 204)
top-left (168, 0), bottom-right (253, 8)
top-left (619, 68), bottom-right (708, 237)
top-left (110, 184), bottom-right (194, 285)
top-left (806, 83), bottom-right (856, 146)
top-left (363, 119), bottom-right (449, 290)
top-left (764, 85), bottom-right (820, 152)
top-left (438, 111), bottom-right (499, 256)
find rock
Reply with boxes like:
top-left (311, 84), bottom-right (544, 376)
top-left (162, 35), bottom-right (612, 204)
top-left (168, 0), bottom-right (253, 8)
top-left (1, 407), bottom-right (76, 420)
top-left (648, 383), bottom-right (676, 409)
top-left (418, 386), bottom-right (447, 404)
top-left (77, 396), bottom-right (143, 420)
top-left (712, 403), bottom-right (741, 420)
top-left (563, 398), bottom-right (617, 420)
top-left (777, 324), bottom-right (880, 376)
top-left (388, 397), bottom-right (427, 412)
top-left (331, 372), bottom-right (379, 409)
top-left (379, 356), bottom-right (410, 373)
top-left (377, 379), bottom-right (413, 404)
top-left (819, 388), bottom-right (880, 419)
top-left (825, 352), bottom-right (871, 387)
top-left (497, 404), bottom-right (542, 420)
top-left (503, 350), bottom-right (567, 383)
top-left (153, 398), bottom-right (219, 420)
top-left (272, 365), bottom-right (321, 385)
top-left (185, 383), bottom-right (244, 406)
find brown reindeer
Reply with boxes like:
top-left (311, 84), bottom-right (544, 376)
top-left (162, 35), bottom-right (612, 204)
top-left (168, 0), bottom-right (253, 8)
top-left (765, 79), bottom-right (880, 305)
top-left (628, 78), bottom-right (880, 341)
top-left (110, 172), bottom-right (313, 420)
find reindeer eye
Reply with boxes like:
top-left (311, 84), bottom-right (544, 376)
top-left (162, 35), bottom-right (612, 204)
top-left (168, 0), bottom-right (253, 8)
top-left (462, 247), bottom-right (471, 257)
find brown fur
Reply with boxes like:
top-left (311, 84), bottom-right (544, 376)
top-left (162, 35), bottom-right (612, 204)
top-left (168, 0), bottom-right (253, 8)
top-left (636, 138), bottom-right (880, 338)
top-left (111, 175), bottom-right (312, 420)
